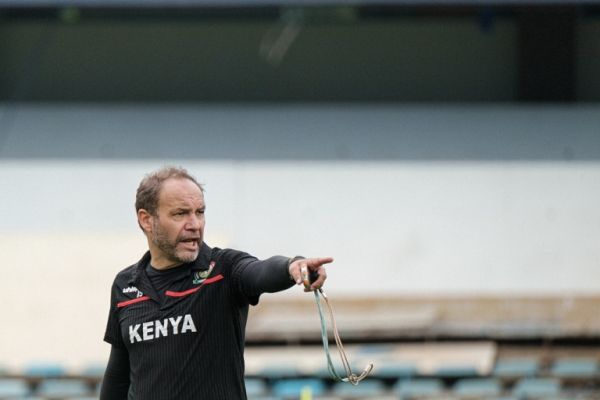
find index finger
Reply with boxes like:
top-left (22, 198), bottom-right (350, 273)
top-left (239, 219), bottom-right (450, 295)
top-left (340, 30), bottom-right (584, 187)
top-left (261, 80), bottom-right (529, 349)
top-left (305, 257), bottom-right (334, 268)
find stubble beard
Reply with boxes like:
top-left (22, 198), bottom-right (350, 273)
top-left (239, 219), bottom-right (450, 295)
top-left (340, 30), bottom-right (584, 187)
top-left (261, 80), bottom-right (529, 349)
top-left (151, 220), bottom-right (199, 265)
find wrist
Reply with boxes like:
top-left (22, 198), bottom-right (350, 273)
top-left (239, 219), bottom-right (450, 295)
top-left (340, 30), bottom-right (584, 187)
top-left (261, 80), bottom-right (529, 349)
top-left (287, 256), bottom-right (305, 281)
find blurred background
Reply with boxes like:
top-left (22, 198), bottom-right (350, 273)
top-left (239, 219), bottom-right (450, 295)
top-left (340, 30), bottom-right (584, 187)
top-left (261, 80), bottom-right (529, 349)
top-left (1, 0), bottom-right (600, 399)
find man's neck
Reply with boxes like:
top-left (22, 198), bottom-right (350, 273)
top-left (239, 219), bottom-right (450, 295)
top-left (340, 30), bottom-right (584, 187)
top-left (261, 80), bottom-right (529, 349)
top-left (148, 251), bottom-right (183, 270)
top-left (150, 260), bottom-right (184, 271)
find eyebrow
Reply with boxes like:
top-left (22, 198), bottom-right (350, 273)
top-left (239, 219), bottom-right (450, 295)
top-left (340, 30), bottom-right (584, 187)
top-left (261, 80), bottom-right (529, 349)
top-left (172, 206), bottom-right (205, 212)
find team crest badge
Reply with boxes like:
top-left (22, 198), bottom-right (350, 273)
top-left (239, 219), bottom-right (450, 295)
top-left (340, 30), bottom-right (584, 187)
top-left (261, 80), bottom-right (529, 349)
top-left (193, 261), bottom-right (215, 284)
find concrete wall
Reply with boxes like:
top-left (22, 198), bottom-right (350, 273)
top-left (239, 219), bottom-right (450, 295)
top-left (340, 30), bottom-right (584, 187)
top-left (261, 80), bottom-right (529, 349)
top-left (1, 104), bottom-right (599, 368)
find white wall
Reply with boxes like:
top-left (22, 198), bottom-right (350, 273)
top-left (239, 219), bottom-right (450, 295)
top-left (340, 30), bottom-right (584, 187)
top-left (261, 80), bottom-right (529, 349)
top-left (1, 103), bottom-right (599, 368)
top-left (1, 159), bottom-right (599, 368)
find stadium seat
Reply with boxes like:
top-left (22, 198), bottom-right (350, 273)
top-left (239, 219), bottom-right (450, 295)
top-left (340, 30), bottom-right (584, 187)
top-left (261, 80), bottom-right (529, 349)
top-left (315, 363), bottom-right (353, 380)
top-left (355, 397), bottom-right (398, 400)
top-left (373, 361), bottom-right (418, 379)
top-left (245, 378), bottom-right (268, 397)
top-left (550, 357), bottom-right (599, 378)
top-left (69, 397), bottom-right (100, 400)
top-left (493, 358), bottom-right (540, 378)
top-left (432, 364), bottom-right (479, 378)
top-left (512, 377), bottom-right (560, 399)
top-left (394, 378), bottom-right (444, 399)
top-left (331, 379), bottom-right (387, 397)
top-left (259, 363), bottom-right (300, 379)
top-left (95, 380), bottom-right (103, 396)
top-left (4, 397), bottom-right (46, 400)
top-left (486, 397), bottom-right (518, 400)
top-left (0, 378), bottom-right (30, 397)
top-left (272, 378), bottom-right (326, 398)
top-left (36, 378), bottom-right (91, 397)
top-left (453, 377), bottom-right (503, 397)
top-left (23, 362), bottom-right (66, 377)
top-left (81, 363), bottom-right (106, 378)
top-left (310, 397), bottom-right (343, 400)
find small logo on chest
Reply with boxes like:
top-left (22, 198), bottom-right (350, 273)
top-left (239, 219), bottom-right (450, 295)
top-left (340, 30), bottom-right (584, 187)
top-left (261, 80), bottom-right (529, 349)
top-left (123, 286), bottom-right (144, 298)
top-left (193, 261), bottom-right (215, 284)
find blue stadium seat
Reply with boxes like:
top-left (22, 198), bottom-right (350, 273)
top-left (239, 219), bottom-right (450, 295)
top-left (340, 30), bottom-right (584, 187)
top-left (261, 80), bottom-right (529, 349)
top-left (512, 377), bottom-right (560, 399)
top-left (331, 379), bottom-right (387, 397)
top-left (69, 397), bottom-right (101, 400)
top-left (453, 377), bottom-right (502, 397)
top-left (0, 378), bottom-right (30, 397)
top-left (493, 358), bottom-right (540, 378)
top-left (6, 397), bottom-right (46, 400)
top-left (36, 378), bottom-right (91, 397)
top-left (271, 378), bottom-right (326, 398)
top-left (23, 362), bottom-right (66, 377)
top-left (487, 397), bottom-right (518, 400)
top-left (247, 397), bottom-right (283, 400)
top-left (259, 363), bottom-right (300, 379)
top-left (550, 357), bottom-right (599, 378)
top-left (310, 397), bottom-right (345, 400)
top-left (81, 363), bottom-right (106, 378)
top-left (245, 378), bottom-right (268, 397)
top-left (393, 378), bottom-right (444, 399)
top-left (315, 363), bottom-right (353, 380)
top-left (432, 363), bottom-right (479, 378)
top-left (373, 361), bottom-right (418, 379)
top-left (95, 380), bottom-right (103, 395)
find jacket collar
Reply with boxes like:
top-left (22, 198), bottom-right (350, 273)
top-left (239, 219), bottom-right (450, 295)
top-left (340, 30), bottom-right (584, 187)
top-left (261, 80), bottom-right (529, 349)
top-left (129, 242), bottom-right (212, 285)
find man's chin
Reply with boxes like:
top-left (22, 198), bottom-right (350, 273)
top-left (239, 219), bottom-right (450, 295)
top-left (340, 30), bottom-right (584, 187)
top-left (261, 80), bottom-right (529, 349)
top-left (176, 250), bottom-right (199, 263)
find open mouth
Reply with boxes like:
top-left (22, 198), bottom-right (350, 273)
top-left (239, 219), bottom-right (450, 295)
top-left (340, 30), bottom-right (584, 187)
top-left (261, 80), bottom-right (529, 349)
top-left (179, 238), bottom-right (199, 250)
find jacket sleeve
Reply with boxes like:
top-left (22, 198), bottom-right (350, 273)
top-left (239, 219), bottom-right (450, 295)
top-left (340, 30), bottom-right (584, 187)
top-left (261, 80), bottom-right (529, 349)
top-left (103, 280), bottom-right (125, 347)
top-left (239, 255), bottom-right (297, 295)
top-left (224, 250), bottom-right (297, 305)
top-left (99, 345), bottom-right (130, 400)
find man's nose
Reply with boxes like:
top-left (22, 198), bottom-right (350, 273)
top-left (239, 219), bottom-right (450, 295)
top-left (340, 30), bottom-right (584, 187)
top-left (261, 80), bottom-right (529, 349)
top-left (185, 215), bottom-right (203, 230)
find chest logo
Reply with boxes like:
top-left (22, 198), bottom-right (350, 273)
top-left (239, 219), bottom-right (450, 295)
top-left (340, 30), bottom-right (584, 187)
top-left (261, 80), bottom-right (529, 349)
top-left (123, 286), bottom-right (144, 298)
top-left (193, 261), bottom-right (215, 284)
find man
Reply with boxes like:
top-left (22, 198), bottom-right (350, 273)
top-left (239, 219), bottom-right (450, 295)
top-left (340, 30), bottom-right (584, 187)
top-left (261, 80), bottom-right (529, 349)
top-left (100, 166), bottom-right (332, 400)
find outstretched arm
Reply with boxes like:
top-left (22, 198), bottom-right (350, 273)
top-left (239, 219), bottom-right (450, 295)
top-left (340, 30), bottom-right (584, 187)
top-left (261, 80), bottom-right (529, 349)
top-left (238, 255), bottom-right (333, 298)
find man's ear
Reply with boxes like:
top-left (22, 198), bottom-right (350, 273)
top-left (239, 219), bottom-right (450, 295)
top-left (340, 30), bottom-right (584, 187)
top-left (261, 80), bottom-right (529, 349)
top-left (138, 209), bottom-right (154, 234)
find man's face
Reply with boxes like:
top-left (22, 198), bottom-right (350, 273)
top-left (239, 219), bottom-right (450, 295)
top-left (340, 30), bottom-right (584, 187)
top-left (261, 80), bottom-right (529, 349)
top-left (144, 178), bottom-right (205, 268)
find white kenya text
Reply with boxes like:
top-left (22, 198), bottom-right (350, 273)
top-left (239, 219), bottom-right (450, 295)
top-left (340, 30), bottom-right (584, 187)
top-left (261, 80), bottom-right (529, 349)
top-left (128, 314), bottom-right (197, 343)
